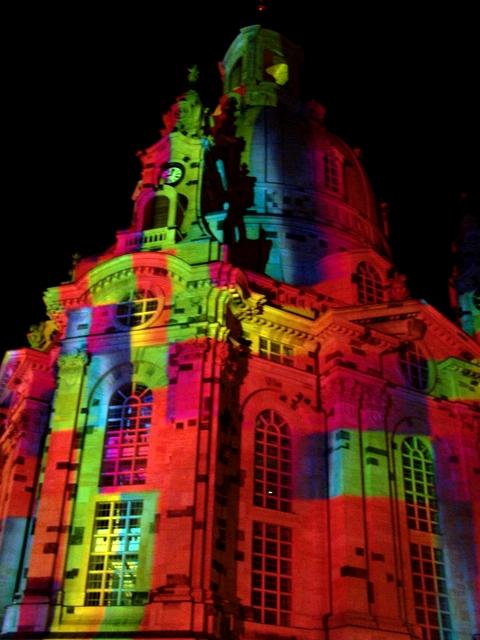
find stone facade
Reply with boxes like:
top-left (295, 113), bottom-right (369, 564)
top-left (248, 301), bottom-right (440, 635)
top-left (0, 24), bottom-right (478, 640)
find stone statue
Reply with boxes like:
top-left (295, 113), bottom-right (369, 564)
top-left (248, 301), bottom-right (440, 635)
top-left (27, 320), bottom-right (58, 351)
top-left (387, 270), bottom-right (410, 302)
top-left (161, 66), bottom-right (205, 138)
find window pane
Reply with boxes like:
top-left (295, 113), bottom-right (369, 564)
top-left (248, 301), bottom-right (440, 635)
top-left (85, 501), bottom-right (143, 606)
top-left (253, 410), bottom-right (291, 511)
top-left (252, 521), bottom-right (292, 625)
top-left (356, 261), bottom-right (383, 304)
top-left (100, 383), bottom-right (152, 487)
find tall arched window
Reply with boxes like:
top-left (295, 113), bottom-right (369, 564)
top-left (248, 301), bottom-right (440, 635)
top-left (402, 437), bottom-right (451, 639)
top-left (100, 383), bottom-right (153, 486)
top-left (254, 409), bottom-right (292, 512)
top-left (356, 261), bottom-right (384, 303)
top-left (401, 437), bottom-right (439, 534)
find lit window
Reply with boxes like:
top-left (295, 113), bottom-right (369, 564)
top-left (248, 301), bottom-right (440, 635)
top-left (99, 383), bottom-right (152, 487)
top-left (399, 342), bottom-right (429, 391)
top-left (85, 500), bottom-right (144, 606)
top-left (116, 290), bottom-right (158, 328)
top-left (254, 409), bottom-right (292, 512)
top-left (402, 437), bottom-right (439, 534)
top-left (323, 152), bottom-right (341, 193)
top-left (356, 261), bottom-right (384, 304)
top-left (252, 521), bottom-right (292, 626)
top-left (410, 543), bottom-right (451, 640)
top-left (259, 338), bottom-right (294, 367)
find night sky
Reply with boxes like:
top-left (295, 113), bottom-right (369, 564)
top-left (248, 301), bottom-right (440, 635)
top-left (2, 1), bottom-right (478, 357)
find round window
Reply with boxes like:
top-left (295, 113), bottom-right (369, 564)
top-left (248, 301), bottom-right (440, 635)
top-left (116, 289), bottom-right (160, 328)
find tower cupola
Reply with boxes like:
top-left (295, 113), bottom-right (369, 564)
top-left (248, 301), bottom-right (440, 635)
top-left (222, 25), bottom-right (302, 109)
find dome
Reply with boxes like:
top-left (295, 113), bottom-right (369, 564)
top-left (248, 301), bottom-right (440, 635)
top-left (204, 25), bottom-right (390, 286)
top-left (236, 102), bottom-right (387, 253)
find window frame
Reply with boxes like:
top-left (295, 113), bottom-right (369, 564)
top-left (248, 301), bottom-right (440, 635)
top-left (251, 521), bottom-right (292, 626)
top-left (99, 382), bottom-right (153, 487)
top-left (356, 261), bottom-right (384, 304)
top-left (399, 342), bottom-right (432, 392)
top-left (323, 150), bottom-right (343, 194)
top-left (401, 437), bottom-right (439, 534)
top-left (85, 500), bottom-right (144, 607)
top-left (258, 337), bottom-right (294, 367)
top-left (115, 289), bottom-right (160, 330)
top-left (409, 543), bottom-right (452, 640)
top-left (253, 409), bottom-right (292, 513)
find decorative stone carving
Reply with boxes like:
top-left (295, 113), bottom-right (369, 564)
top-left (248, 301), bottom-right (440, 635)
top-left (27, 320), bottom-right (59, 351)
top-left (160, 64), bottom-right (207, 138)
top-left (362, 384), bottom-right (389, 429)
top-left (57, 351), bottom-right (89, 386)
top-left (386, 270), bottom-right (410, 302)
top-left (228, 287), bottom-right (266, 320)
top-left (323, 376), bottom-right (363, 427)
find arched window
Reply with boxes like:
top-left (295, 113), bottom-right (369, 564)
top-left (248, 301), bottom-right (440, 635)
top-left (399, 343), bottom-right (429, 391)
top-left (403, 437), bottom-right (451, 639)
top-left (99, 383), bottom-right (153, 486)
top-left (401, 437), bottom-right (438, 534)
top-left (254, 409), bottom-right (292, 512)
top-left (323, 151), bottom-right (341, 193)
top-left (143, 195), bottom-right (169, 230)
top-left (143, 191), bottom-right (187, 231)
top-left (356, 261), bottom-right (384, 303)
top-left (151, 195), bottom-right (170, 228)
top-left (116, 290), bottom-right (158, 328)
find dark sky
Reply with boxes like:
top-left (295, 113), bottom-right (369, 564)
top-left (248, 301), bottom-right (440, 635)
top-left (2, 1), bottom-right (478, 357)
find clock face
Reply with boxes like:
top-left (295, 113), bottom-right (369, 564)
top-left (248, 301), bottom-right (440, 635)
top-left (161, 162), bottom-right (185, 186)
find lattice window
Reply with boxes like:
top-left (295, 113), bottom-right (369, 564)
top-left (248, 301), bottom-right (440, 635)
top-left (323, 151), bottom-right (341, 193)
top-left (399, 342), bottom-right (429, 391)
top-left (259, 338), bottom-right (294, 367)
top-left (254, 409), bottom-right (292, 512)
top-left (100, 383), bottom-right (152, 487)
top-left (252, 521), bottom-right (292, 626)
top-left (356, 261), bottom-right (384, 304)
top-left (85, 500), bottom-right (143, 606)
top-left (116, 290), bottom-right (158, 328)
top-left (410, 543), bottom-right (452, 640)
top-left (402, 437), bottom-right (439, 534)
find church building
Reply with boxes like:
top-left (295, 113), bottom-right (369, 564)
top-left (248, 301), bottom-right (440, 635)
top-left (0, 22), bottom-right (479, 640)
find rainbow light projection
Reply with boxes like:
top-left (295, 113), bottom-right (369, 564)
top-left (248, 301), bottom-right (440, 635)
top-left (0, 23), bottom-right (479, 640)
